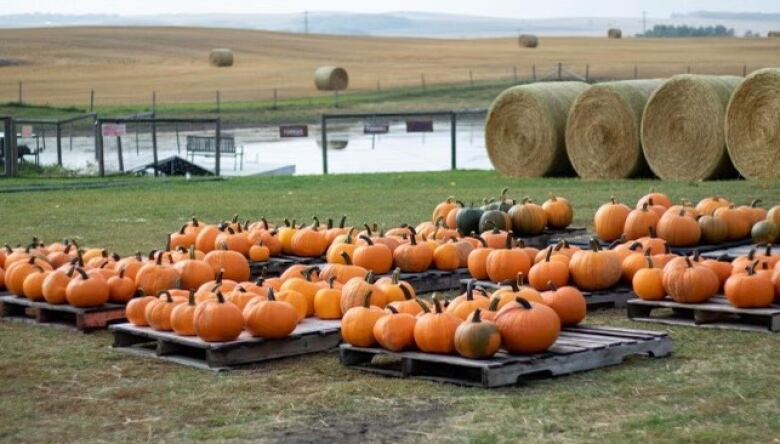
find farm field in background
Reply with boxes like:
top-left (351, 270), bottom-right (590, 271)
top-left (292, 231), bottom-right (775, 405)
top-left (1, 27), bottom-right (779, 106)
top-left (1, 171), bottom-right (779, 442)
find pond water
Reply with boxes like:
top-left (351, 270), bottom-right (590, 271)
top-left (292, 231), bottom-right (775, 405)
top-left (16, 117), bottom-right (493, 176)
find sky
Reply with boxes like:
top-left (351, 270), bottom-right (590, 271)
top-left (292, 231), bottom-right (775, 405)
top-left (2, 0), bottom-right (780, 18)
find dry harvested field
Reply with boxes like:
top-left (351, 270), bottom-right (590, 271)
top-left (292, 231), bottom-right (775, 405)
top-left (0, 26), bottom-right (779, 105)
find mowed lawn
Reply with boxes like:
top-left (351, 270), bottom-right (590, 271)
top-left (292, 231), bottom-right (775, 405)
top-left (1, 171), bottom-right (779, 442)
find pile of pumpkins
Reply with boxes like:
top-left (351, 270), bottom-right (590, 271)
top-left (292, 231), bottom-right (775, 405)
top-left (633, 246), bottom-right (780, 308)
top-left (342, 279), bottom-right (586, 359)
top-left (594, 192), bottom-right (780, 247)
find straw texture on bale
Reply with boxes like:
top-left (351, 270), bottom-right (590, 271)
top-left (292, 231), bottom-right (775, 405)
top-left (565, 79), bottom-right (663, 179)
top-left (608, 28), bottom-right (623, 39)
top-left (314, 66), bottom-right (349, 91)
top-left (518, 34), bottom-right (539, 48)
top-left (209, 49), bottom-right (234, 67)
top-left (641, 74), bottom-right (742, 180)
top-left (725, 68), bottom-right (780, 179)
top-left (485, 81), bottom-right (589, 177)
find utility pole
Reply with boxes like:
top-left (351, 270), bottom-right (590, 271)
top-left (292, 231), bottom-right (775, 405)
top-left (642, 11), bottom-right (647, 35)
top-left (304, 11), bottom-right (309, 35)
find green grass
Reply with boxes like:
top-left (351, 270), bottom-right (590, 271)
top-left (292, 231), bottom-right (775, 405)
top-left (0, 80), bottom-right (510, 127)
top-left (1, 171), bottom-right (779, 442)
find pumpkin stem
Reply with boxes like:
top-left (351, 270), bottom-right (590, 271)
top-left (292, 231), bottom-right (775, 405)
top-left (488, 296), bottom-right (501, 312)
top-left (515, 297), bottom-right (532, 310)
top-left (216, 291), bottom-right (226, 303)
top-left (466, 279), bottom-right (476, 301)
top-left (547, 281), bottom-right (558, 291)
top-left (472, 236), bottom-right (487, 248)
top-left (187, 290), bottom-right (196, 305)
top-left (764, 243), bottom-right (772, 257)
top-left (362, 291), bottom-right (373, 308)
top-left (365, 271), bottom-right (375, 284)
top-left (75, 267), bottom-right (89, 280)
top-left (431, 294), bottom-right (443, 313)
top-left (516, 272), bottom-right (526, 289)
top-left (684, 256), bottom-right (693, 268)
top-left (416, 298), bottom-right (430, 313)
top-left (267, 288), bottom-right (276, 301)
top-left (751, 199), bottom-right (762, 208)
top-left (505, 232), bottom-right (514, 250)
top-left (312, 216), bottom-right (321, 231)
top-left (648, 226), bottom-right (657, 239)
top-left (645, 255), bottom-right (655, 269)
top-left (400, 284), bottom-right (413, 301)
top-left (158, 290), bottom-right (173, 303)
top-left (339, 215), bottom-right (347, 229)
top-left (748, 260), bottom-right (759, 276)
top-left (326, 218), bottom-right (333, 230)
top-left (387, 305), bottom-right (399, 314)
top-left (178, 224), bottom-right (187, 235)
top-left (471, 308), bottom-right (482, 323)
top-left (363, 224), bottom-right (373, 237)
top-left (302, 266), bottom-right (319, 281)
top-left (391, 267), bottom-right (401, 285)
top-left (545, 246), bottom-right (554, 262)
top-left (693, 250), bottom-right (701, 262)
top-left (359, 235), bottom-right (374, 246)
top-left (589, 238), bottom-right (601, 252)
top-left (328, 277), bottom-right (336, 289)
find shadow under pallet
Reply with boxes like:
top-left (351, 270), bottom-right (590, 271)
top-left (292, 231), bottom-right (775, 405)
top-left (0, 295), bottom-right (126, 332)
top-left (519, 227), bottom-right (587, 249)
top-left (559, 233), bottom-right (752, 256)
top-left (459, 279), bottom-right (633, 309)
top-left (340, 325), bottom-right (671, 388)
top-left (249, 255), bottom-right (324, 278)
top-left (627, 296), bottom-right (780, 333)
top-left (110, 318), bottom-right (342, 371)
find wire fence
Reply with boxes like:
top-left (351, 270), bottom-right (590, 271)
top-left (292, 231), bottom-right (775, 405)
top-left (0, 62), bottom-right (759, 109)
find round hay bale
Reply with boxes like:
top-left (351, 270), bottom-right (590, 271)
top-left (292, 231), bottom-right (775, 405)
top-left (209, 49), bottom-right (234, 67)
top-left (607, 28), bottom-right (623, 39)
top-left (565, 79), bottom-right (663, 179)
top-left (518, 34), bottom-right (539, 48)
top-left (640, 74), bottom-right (742, 180)
top-left (485, 81), bottom-right (589, 177)
top-left (725, 68), bottom-right (780, 179)
top-left (314, 66), bottom-right (349, 91)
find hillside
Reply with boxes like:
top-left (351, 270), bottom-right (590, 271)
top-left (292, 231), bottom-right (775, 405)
top-left (0, 27), bottom-right (778, 106)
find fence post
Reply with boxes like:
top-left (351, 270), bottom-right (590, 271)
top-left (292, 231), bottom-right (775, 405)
top-left (151, 118), bottom-right (158, 177)
top-left (175, 125), bottom-right (181, 154)
top-left (94, 120), bottom-right (105, 177)
top-left (450, 112), bottom-right (457, 170)
top-left (272, 88), bottom-right (278, 110)
top-left (321, 114), bottom-right (329, 175)
top-left (742, 65), bottom-right (747, 77)
top-left (557, 63), bottom-right (563, 81)
top-left (421, 73), bottom-right (426, 90)
top-left (513, 65), bottom-right (518, 83)
top-left (585, 64), bottom-right (590, 82)
top-left (532, 64), bottom-right (537, 82)
top-left (216, 90), bottom-right (221, 114)
top-left (634, 65), bottom-right (638, 79)
top-left (117, 136), bottom-right (124, 173)
top-left (4, 118), bottom-right (17, 177)
top-left (469, 70), bottom-right (474, 88)
top-left (215, 119), bottom-right (221, 177)
top-left (90, 90), bottom-right (95, 112)
top-left (152, 91), bottom-right (157, 116)
top-left (56, 122), bottom-right (63, 166)
top-left (686, 65), bottom-right (691, 74)
top-left (333, 90), bottom-right (339, 108)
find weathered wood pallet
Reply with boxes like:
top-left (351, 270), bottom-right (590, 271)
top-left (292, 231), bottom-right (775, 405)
top-left (110, 318), bottom-right (342, 371)
top-left (522, 227), bottom-right (586, 249)
top-left (627, 296), bottom-right (780, 333)
top-left (561, 233), bottom-right (751, 255)
top-left (0, 295), bottom-right (126, 332)
top-left (700, 244), bottom-right (766, 261)
top-left (340, 325), bottom-right (671, 388)
top-left (249, 255), bottom-right (324, 278)
top-left (389, 268), bottom-right (472, 293)
top-left (459, 279), bottom-right (633, 309)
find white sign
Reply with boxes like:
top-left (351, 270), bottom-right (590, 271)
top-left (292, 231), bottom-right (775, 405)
top-left (21, 125), bottom-right (33, 138)
top-left (102, 123), bottom-right (127, 137)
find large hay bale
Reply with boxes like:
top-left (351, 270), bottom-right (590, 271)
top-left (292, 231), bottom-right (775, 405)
top-left (641, 74), bottom-right (742, 180)
top-left (314, 66), bottom-right (349, 91)
top-left (485, 81), bottom-right (589, 177)
top-left (518, 34), bottom-right (539, 48)
top-left (209, 49), bottom-right (234, 67)
top-left (607, 28), bottom-right (623, 39)
top-left (725, 68), bottom-right (780, 179)
top-left (565, 79), bottom-right (663, 179)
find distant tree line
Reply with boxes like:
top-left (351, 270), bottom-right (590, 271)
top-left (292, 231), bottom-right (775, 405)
top-left (639, 24), bottom-right (735, 38)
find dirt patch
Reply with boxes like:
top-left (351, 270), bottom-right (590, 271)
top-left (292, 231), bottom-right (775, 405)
top-left (0, 59), bottom-right (28, 67)
top-left (266, 398), bottom-right (449, 443)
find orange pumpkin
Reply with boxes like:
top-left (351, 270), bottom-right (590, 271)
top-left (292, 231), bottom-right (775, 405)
top-left (432, 241), bottom-right (460, 271)
top-left (541, 283), bottom-right (586, 326)
top-left (632, 255), bottom-right (666, 301)
top-left (173, 247), bottom-right (215, 291)
top-left (528, 246), bottom-right (569, 290)
top-left (387, 285), bottom-right (427, 316)
top-left (375, 268), bottom-right (415, 305)
top-left (243, 289), bottom-right (299, 339)
top-left (495, 297), bottom-right (560, 354)
top-left (341, 291), bottom-right (385, 347)
top-left (41, 265), bottom-right (76, 305)
top-left (542, 194), bottom-right (573, 230)
top-left (107, 267), bottom-right (137, 303)
top-left (193, 291), bottom-right (244, 342)
top-left (314, 278), bottom-right (342, 320)
top-left (713, 205), bottom-right (751, 241)
top-left (340, 272), bottom-right (387, 314)
top-left (696, 196), bottom-right (730, 216)
top-left (170, 290), bottom-right (198, 336)
top-left (724, 262), bottom-right (774, 308)
top-left (467, 237), bottom-right (492, 280)
top-left (353, 235), bottom-right (393, 274)
top-left (413, 295), bottom-right (463, 354)
top-left (393, 227), bottom-right (433, 273)
top-left (135, 254), bottom-right (180, 297)
top-left (637, 191), bottom-right (672, 209)
top-left (624, 203), bottom-right (660, 240)
top-left (66, 268), bottom-right (110, 308)
top-left (433, 196), bottom-right (459, 224)
top-left (593, 197), bottom-right (631, 242)
top-left (203, 243), bottom-right (250, 282)
top-left (319, 252), bottom-right (369, 284)
top-left (485, 234), bottom-right (531, 283)
top-left (144, 290), bottom-right (185, 331)
top-left (290, 217), bottom-right (329, 258)
top-left (569, 239), bottom-right (622, 291)
top-left (372, 306), bottom-right (417, 352)
top-left (657, 208), bottom-right (701, 247)
top-left (662, 256), bottom-right (719, 303)
top-left (447, 280), bottom-right (491, 320)
top-left (125, 294), bottom-right (158, 326)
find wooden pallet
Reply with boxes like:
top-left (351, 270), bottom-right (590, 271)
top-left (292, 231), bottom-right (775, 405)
top-left (459, 279), bottom-right (633, 309)
top-left (522, 227), bottom-right (586, 249)
top-left (701, 244), bottom-right (763, 261)
top-left (390, 268), bottom-right (472, 293)
top-left (110, 318), bottom-right (342, 371)
top-left (0, 295), bottom-right (126, 332)
top-left (627, 296), bottom-right (780, 333)
top-left (340, 325), bottom-right (671, 388)
top-left (249, 255), bottom-right (324, 278)
top-left (561, 234), bottom-right (751, 255)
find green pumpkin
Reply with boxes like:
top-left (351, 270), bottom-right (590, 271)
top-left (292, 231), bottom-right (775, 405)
top-left (479, 210), bottom-right (511, 233)
top-left (454, 309), bottom-right (501, 359)
top-left (456, 205), bottom-right (483, 236)
top-left (751, 220), bottom-right (779, 244)
top-left (508, 199), bottom-right (548, 236)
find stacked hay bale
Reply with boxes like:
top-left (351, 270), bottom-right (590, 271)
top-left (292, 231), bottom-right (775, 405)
top-left (518, 34), bottom-right (539, 48)
top-left (607, 28), bottom-right (623, 39)
top-left (725, 68), bottom-right (780, 179)
top-left (485, 81), bottom-right (589, 177)
top-left (565, 79), bottom-right (663, 179)
top-left (640, 74), bottom-right (742, 180)
top-left (209, 49), bottom-right (234, 67)
top-left (314, 66), bottom-right (349, 91)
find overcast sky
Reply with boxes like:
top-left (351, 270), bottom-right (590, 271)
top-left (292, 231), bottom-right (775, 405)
top-left (3, 0), bottom-right (780, 18)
